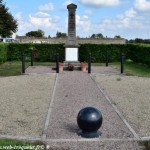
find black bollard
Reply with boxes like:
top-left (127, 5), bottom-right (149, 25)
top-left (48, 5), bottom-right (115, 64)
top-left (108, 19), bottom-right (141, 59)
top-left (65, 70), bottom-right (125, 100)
top-left (21, 53), bottom-right (25, 74)
top-left (56, 53), bottom-right (59, 73)
top-left (121, 53), bottom-right (125, 74)
top-left (30, 50), bottom-right (33, 66)
top-left (88, 53), bottom-right (91, 74)
top-left (77, 107), bottom-right (103, 138)
top-left (106, 50), bottom-right (109, 67)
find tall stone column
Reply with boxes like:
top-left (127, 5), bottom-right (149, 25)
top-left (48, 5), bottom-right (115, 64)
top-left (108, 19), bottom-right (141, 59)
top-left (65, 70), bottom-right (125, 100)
top-left (65, 3), bottom-right (79, 62)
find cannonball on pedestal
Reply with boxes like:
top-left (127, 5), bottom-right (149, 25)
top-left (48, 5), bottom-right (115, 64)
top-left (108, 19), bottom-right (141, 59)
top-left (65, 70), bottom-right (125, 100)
top-left (77, 107), bottom-right (103, 138)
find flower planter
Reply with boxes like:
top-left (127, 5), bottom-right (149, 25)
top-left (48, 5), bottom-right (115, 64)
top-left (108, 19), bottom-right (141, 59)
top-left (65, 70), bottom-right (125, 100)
top-left (59, 63), bottom-right (63, 72)
top-left (81, 66), bottom-right (86, 72)
top-left (81, 62), bottom-right (87, 72)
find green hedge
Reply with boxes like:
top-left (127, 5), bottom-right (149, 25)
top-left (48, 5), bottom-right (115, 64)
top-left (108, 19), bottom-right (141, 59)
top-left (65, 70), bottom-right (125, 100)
top-left (79, 44), bottom-right (130, 62)
top-left (0, 43), bottom-right (8, 64)
top-left (7, 43), bottom-right (65, 62)
top-left (128, 44), bottom-right (150, 65)
top-left (1, 43), bottom-right (150, 65)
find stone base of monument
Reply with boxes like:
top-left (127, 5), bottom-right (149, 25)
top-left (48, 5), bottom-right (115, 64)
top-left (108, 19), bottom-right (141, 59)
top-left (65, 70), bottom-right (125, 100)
top-left (63, 61), bottom-right (81, 70)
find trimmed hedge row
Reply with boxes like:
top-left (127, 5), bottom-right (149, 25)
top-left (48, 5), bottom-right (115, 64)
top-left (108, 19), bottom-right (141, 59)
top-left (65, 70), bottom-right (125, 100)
top-left (128, 44), bottom-right (150, 65)
top-left (0, 43), bottom-right (8, 64)
top-left (7, 43), bottom-right (65, 62)
top-left (79, 44), bottom-right (130, 62)
top-left (1, 43), bottom-right (150, 65)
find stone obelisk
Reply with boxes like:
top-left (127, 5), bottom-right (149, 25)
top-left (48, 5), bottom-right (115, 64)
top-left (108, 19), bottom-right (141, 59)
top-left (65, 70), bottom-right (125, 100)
top-left (65, 3), bottom-right (79, 62)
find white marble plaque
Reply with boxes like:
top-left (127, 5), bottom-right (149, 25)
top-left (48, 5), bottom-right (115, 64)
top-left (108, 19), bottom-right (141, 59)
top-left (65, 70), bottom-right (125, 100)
top-left (65, 48), bottom-right (78, 61)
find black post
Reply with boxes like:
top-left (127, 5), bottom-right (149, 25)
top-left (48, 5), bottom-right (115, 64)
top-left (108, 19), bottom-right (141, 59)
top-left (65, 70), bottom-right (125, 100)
top-left (56, 53), bottom-right (59, 73)
top-left (106, 50), bottom-right (109, 67)
top-left (22, 53), bottom-right (25, 74)
top-left (88, 53), bottom-right (91, 74)
top-left (30, 50), bottom-right (33, 66)
top-left (121, 53), bottom-right (125, 74)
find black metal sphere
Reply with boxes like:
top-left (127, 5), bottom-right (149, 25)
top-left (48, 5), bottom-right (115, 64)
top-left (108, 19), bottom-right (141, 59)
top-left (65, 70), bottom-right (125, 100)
top-left (77, 107), bottom-right (103, 138)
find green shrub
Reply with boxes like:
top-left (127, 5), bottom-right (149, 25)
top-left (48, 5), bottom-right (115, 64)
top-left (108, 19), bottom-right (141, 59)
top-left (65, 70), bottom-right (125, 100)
top-left (79, 44), bottom-right (130, 63)
top-left (7, 43), bottom-right (65, 62)
top-left (0, 43), bottom-right (8, 64)
top-left (1, 43), bottom-right (150, 65)
top-left (128, 44), bottom-right (150, 65)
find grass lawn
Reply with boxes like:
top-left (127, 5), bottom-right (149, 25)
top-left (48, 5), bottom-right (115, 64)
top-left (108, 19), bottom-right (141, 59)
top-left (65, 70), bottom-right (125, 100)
top-left (0, 61), bottom-right (55, 77)
top-left (0, 139), bottom-right (46, 149)
top-left (110, 61), bottom-right (150, 77)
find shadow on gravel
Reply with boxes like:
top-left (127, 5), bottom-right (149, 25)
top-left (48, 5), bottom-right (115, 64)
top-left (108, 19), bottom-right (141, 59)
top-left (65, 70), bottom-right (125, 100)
top-left (65, 123), bottom-right (79, 134)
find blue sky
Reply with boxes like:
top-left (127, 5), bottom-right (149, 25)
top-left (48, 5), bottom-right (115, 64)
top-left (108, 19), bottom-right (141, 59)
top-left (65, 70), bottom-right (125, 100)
top-left (5, 0), bottom-right (150, 39)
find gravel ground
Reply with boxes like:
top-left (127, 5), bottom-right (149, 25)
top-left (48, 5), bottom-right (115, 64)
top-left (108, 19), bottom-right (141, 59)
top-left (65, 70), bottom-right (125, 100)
top-left (46, 71), bottom-right (133, 139)
top-left (0, 74), bottom-right (56, 136)
top-left (45, 71), bottom-right (144, 149)
top-left (92, 74), bottom-right (150, 137)
top-left (45, 140), bottom-right (144, 150)
top-left (91, 66), bottom-right (120, 74)
top-left (26, 66), bottom-right (55, 74)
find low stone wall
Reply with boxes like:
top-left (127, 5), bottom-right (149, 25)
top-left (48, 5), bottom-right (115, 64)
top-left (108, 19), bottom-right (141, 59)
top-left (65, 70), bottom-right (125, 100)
top-left (16, 37), bottom-right (126, 44)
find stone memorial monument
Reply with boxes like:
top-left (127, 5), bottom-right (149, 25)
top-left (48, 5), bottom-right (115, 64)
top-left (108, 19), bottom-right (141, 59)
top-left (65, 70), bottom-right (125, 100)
top-left (64, 3), bottom-right (79, 62)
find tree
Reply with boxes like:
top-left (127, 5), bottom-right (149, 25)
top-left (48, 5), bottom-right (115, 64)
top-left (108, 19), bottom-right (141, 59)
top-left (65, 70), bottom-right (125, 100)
top-left (91, 34), bottom-right (96, 38)
top-left (56, 31), bottom-right (67, 38)
top-left (114, 35), bottom-right (121, 38)
top-left (25, 29), bottom-right (45, 37)
top-left (37, 29), bottom-right (45, 37)
top-left (0, 0), bottom-right (18, 37)
top-left (90, 33), bottom-right (103, 38)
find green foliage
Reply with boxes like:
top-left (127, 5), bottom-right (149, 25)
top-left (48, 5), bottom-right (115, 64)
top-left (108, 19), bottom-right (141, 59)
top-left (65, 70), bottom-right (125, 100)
top-left (0, 0), bottom-right (18, 37)
top-left (91, 33), bottom-right (103, 38)
top-left (56, 31), bottom-right (67, 38)
top-left (1, 43), bottom-right (150, 65)
top-left (7, 43), bottom-right (33, 61)
top-left (128, 44), bottom-right (150, 65)
top-left (0, 43), bottom-right (7, 64)
top-left (79, 44), bottom-right (129, 63)
top-left (25, 29), bottom-right (45, 37)
top-left (114, 35), bottom-right (121, 38)
top-left (7, 43), bottom-right (65, 62)
top-left (33, 43), bottom-right (65, 62)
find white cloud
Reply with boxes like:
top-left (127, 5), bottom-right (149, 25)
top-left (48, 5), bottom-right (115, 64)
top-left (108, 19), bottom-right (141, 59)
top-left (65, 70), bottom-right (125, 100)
top-left (34, 12), bottom-right (50, 18)
top-left (29, 14), bottom-right (52, 28)
top-left (78, 0), bottom-right (120, 7)
top-left (94, 8), bottom-right (150, 39)
top-left (76, 15), bottom-right (91, 32)
top-left (134, 0), bottom-right (150, 11)
top-left (125, 8), bottom-right (136, 18)
top-left (84, 9), bottom-right (93, 15)
top-left (38, 3), bottom-right (54, 12)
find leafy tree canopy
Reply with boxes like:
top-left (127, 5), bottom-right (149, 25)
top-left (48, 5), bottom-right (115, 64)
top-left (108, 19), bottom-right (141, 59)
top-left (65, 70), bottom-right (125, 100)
top-left (56, 31), bottom-right (67, 38)
top-left (25, 29), bottom-right (45, 37)
top-left (0, 0), bottom-right (18, 37)
top-left (114, 35), bottom-right (121, 38)
top-left (91, 33), bottom-right (103, 38)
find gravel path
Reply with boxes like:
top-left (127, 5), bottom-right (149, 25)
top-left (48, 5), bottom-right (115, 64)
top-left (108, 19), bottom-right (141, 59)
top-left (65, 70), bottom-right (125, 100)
top-left (91, 66), bottom-right (120, 74)
top-left (0, 74), bottom-right (56, 137)
top-left (45, 71), bottom-right (144, 149)
top-left (93, 74), bottom-right (150, 137)
top-left (26, 66), bottom-right (55, 74)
